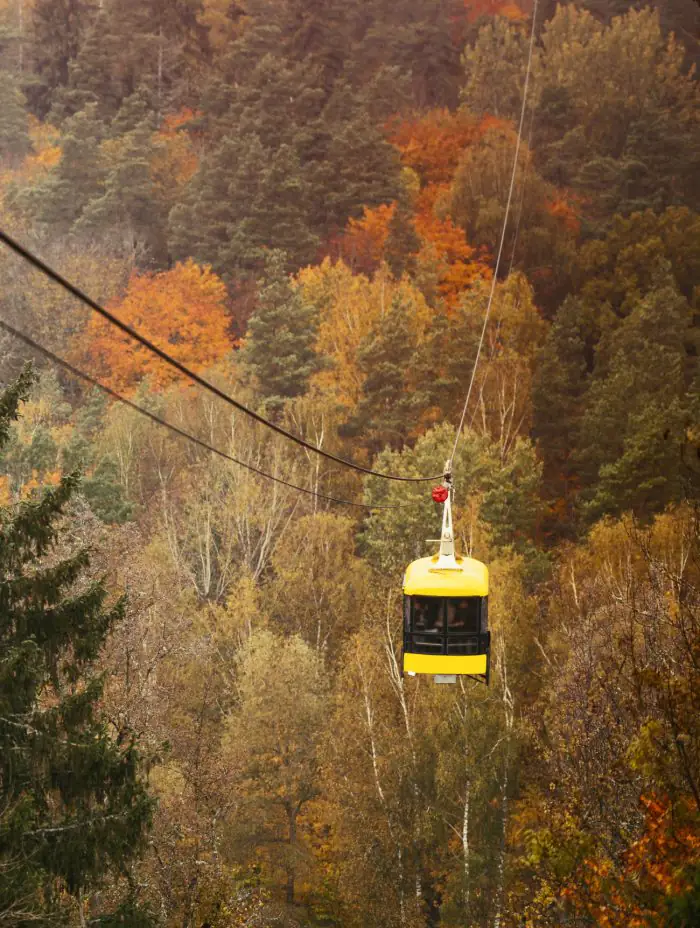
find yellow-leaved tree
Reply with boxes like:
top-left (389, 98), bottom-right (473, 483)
top-left (221, 629), bottom-right (328, 906)
top-left (297, 259), bottom-right (431, 412)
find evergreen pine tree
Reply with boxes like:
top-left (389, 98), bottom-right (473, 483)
top-left (28, 103), bottom-right (105, 231)
top-left (55, 0), bottom-right (209, 121)
top-left (531, 296), bottom-right (590, 531)
top-left (318, 95), bottom-right (403, 236)
top-left (109, 89), bottom-right (154, 138)
top-left (0, 72), bottom-right (31, 164)
top-left (241, 251), bottom-right (323, 412)
top-left (81, 457), bottom-right (133, 524)
top-left (170, 55), bottom-right (402, 277)
top-left (345, 291), bottom-right (419, 453)
top-left (169, 132), bottom-right (267, 278)
top-left (77, 116), bottom-right (166, 260)
top-left (26, 0), bottom-right (93, 118)
top-left (383, 0), bottom-right (464, 108)
top-left (50, 9), bottom-right (119, 122)
top-left (251, 143), bottom-right (319, 267)
top-left (0, 366), bottom-right (154, 925)
top-left (577, 278), bottom-right (699, 519)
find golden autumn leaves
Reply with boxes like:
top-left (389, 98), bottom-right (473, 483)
top-left (75, 259), bottom-right (232, 393)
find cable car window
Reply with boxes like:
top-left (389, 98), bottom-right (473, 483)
top-left (403, 596), bottom-right (411, 633)
top-left (446, 598), bottom-right (480, 635)
top-left (412, 597), bottom-right (442, 633)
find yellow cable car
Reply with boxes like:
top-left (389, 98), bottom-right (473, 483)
top-left (402, 479), bottom-right (490, 685)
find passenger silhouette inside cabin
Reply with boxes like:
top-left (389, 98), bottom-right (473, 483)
top-left (413, 597), bottom-right (441, 633)
top-left (446, 598), bottom-right (481, 654)
top-left (446, 598), bottom-right (480, 634)
top-left (411, 597), bottom-right (442, 652)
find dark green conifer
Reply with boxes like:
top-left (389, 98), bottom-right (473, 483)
top-left (109, 89), bottom-right (154, 138)
top-left (577, 277), bottom-right (698, 519)
top-left (25, 0), bottom-right (92, 117)
top-left (81, 457), bottom-right (133, 524)
top-left (28, 103), bottom-right (105, 231)
top-left (50, 9), bottom-right (118, 122)
top-left (0, 72), bottom-right (31, 163)
top-left (241, 251), bottom-right (323, 412)
top-left (345, 291), bottom-right (419, 453)
top-left (0, 366), bottom-right (154, 925)
top-left (531, 296), bottom-right (590, 531)
top-left (77, 118), bottom-right (166, 260)
top-left (318, 96), bottom-right (403, 235)
top-left (252, 144), bottom-right (319, 267)
top-left (369, 0), bottom-right (464, 108)
top-left (170, 53), bottom-right (402, 276)
top-left (242, 251), bottom-right (321, 410)
top-left (169, 133), bottom-right (267, 278)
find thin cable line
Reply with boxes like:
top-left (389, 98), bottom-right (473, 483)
top-left (447, 0), bottom-right (538, 472)
top-left (0, 319), bottom-right (414, 512)
top-left (506, 98), bottom-right (537, 278)
top-left (0, 229), bottom-right (444, 484)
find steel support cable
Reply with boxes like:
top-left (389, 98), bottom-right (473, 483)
top-left (447, 0), bottom-right (539, 474)
top-left (506, 98), bottom-right (537, 279)
top-left (0, 228), bottom-right (444, 484)
top-left (0, 319), bottom-right (418, 512)
top-left (465, 100), bottom-right (538, 441)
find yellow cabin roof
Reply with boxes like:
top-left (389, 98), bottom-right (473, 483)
top-left (403, 555), bottom-right (489, 597)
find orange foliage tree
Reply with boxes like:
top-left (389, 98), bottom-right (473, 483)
top-left (387, 108), bottom-right (480, 186)
top-left (337, 190), bottom-right (489, 307)
top-left (464, 0), bottom-right (530, 22)
top-left (150, 109), bottom-right (201, 207)
top-left (334, 109), bottom-right (500, 305)
top-left (387, 109), bottom-right (493, 304)
top-left (77, 259), bottom-right (233, 393)
top-left (546, 194), bottom-right (581, 236)
top-left (414, 185), bottom-right (491, 306)
top-left (337, 202), bottom-right (396, 275)
top-left (563, 796), bottom-right (700, 927)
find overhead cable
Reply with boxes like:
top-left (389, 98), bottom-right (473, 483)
top-left (447, 0), bottom-right (539, 472)
top-left (0, 319), bottom-right (415, 512)
top-left (0, 228), bottom-right (444, 484)
top-left (506, 99), bottom-right (537, 278)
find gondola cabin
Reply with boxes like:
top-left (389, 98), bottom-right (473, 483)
top-left (402, 481), bottom-right (490, 684)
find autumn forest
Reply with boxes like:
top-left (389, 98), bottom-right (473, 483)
top-left (0, 0), bottom-right (699, 925)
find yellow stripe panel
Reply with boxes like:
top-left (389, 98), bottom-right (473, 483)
top-left (403, 652), bottom-right (488, 676)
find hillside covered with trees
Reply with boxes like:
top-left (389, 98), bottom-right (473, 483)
top-left (0, 0), bottom-right (699, 925)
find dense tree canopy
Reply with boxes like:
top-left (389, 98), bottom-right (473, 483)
top-left (1, 0), bottom-right (699, 924)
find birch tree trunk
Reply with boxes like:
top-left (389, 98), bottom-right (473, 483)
top-left (17, 0), bottom-right (23, 72)
top-left (384, 607), bottom-right (424, 912)
top-left (357, 650), bottom-right (406, 926)
top-left (493, 639), bottom-right (515, 928)
top-left (462, 777), bottom-right (471, 912)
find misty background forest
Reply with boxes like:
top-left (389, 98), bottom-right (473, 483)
top-left (0, 0), bottom-right (699, 925)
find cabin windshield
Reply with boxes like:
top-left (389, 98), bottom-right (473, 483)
top-left (404, 595), bottom-right (489, 656)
